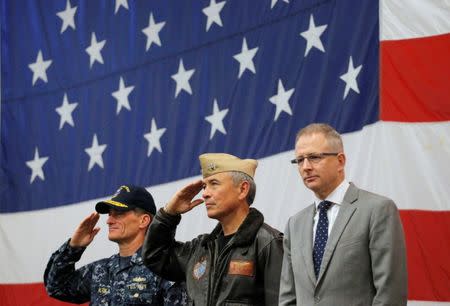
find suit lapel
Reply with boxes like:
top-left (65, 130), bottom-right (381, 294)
top-left (300, 203), bottom-right (317, 285)
top-left (316, 183), bottom-right (359, 285)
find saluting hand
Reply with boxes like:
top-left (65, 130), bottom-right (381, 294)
top-left (69, 212), bottom-right (101, 248)
top-left (164, 180), bottom-right (204, 215)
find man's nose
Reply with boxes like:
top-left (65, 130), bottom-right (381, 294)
top-left (106, 214), bottom-right (115, 224)
top-left (202, 187), bottom-right (211, 199)
top-left (300, 157), bottom-right (313, 170)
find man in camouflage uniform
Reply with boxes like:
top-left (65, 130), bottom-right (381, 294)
top-left (44, 185), bottom-right (187, 305)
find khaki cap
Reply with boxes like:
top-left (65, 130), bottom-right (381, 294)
top-left (199, 153), bottom-right (258, 178)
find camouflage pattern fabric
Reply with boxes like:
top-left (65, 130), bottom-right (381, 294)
top-left (44, 240), bottom-right (187, 305)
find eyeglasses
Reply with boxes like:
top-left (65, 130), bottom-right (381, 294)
top-left (290, 153), bottom-right (339, 165)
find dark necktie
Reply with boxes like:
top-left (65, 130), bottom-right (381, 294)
top-left (313, 200), bottom-right (333, 278)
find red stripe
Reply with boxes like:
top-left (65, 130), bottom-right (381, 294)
top-left (400, 210), bottom-right (450, 301)
top-left (2, 210), bottom-right (449, 304)
top-left (0, 283), bottom-right (87, 306)
top-left (380, 33), bottom-right (450, 122)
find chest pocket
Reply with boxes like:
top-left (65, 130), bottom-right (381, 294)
top-left (336, 235), bottom-right (369, 271)
top-left (91, 284), bottom-right (112, 305)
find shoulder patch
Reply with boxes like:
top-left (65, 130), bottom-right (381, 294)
top-left (192, 257), bottom-right (207, 280)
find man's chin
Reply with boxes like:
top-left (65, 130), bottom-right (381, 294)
top-left (108, 234), bottom-right (120, 242)
top-left (304, 178), bottom-right (319, 190)
top-left (206, 209), bottom-right (220, 220)
top-left (206, 211), bottom-right (217, 219)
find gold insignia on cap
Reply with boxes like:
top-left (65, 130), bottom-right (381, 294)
top-left (103, 199), bottom-right (129, 208)
top-left (120, 185), bottom-right (130, 192)
top-left (199, 153), bottom-right (258, 178)
top-left (112, 185), bottom-right (130, 197)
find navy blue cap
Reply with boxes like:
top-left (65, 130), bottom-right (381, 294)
top-left (95, 185), bottom-right (156, 215)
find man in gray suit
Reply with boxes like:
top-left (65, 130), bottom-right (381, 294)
top-left (279, 123), bottom-right (407, 306)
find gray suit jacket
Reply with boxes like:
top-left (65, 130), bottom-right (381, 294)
top-left (279, 183), bottom-right (407, 306)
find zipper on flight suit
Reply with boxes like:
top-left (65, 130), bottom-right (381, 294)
top-left (206, 240), bottom-right (216, 306)
top-left (208, 236), bottom-right (235, 306)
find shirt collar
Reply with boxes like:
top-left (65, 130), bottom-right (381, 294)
top-left (130, 247), bottom-right (143, 264)
top-left (314, 179), bottom-right (350, 208)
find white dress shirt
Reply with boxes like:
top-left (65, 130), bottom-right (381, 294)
top-left (312, 180), bottom-right (350, 243)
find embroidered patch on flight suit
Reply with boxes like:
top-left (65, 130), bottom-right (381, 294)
top-left (193, 257), bottom-right (207, 280)
top-left (228, 260), bottom-right (254, 277)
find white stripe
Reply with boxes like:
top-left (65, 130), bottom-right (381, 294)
top-left (380, 0), bottom-right (450, 40)
top-left (1, 121), bottom-right (449, 283)
top-left (408, 301), bottom-right (450, 306)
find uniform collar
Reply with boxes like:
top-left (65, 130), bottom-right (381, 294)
top-left (201, 208), bottom-right (264, 247)
top-left (107, 247), bottom-right (143, 271)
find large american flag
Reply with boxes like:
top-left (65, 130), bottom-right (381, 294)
top-left (1, 0), bottom-right (449, 305)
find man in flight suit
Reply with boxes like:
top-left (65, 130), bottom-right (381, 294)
top-left (143, 153), bottom-right (284, 305)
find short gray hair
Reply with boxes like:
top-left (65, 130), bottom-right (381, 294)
top-left (295, 123), bottom-right (343, 152)
top-left (228, 171), bottom-right (257, 205)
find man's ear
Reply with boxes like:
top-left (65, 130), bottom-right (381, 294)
top-left (337, 152), bottom-right (346, 172)
top-left (238, 181), bottom-right (250, 201)
top-left (140, 214), bottom-right (151, 229)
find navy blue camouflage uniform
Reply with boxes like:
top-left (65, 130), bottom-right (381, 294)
top-left (44, 239), bottom-right (187, 305)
